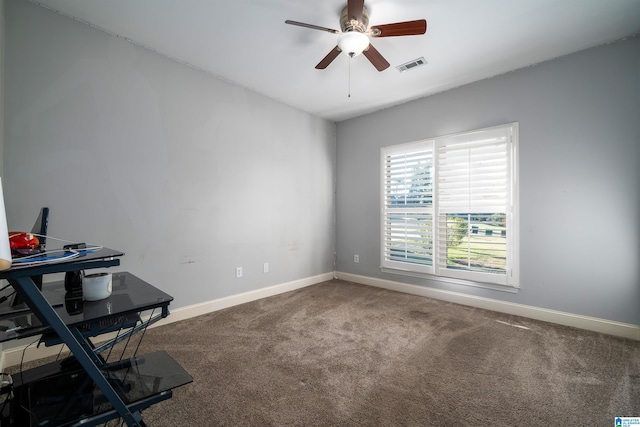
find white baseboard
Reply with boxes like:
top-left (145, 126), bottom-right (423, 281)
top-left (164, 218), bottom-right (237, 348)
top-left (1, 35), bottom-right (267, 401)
top-left (152, 272), bottom-right (335, 327)
top-left (1, 341), bottom-right (68, 372)
top-left (0, 272), bottom-right (334, 371)
top-left (336, 271), bottom-right (640, 341)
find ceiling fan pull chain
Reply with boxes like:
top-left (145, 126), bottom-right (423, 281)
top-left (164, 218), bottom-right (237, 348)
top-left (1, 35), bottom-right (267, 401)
top-left (348, 57), bottom-right (352, 98)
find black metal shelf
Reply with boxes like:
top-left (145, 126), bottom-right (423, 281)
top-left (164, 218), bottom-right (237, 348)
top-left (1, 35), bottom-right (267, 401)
top-left (10, 350), bottom-right (191, 426)
top-left (0, 249), bottom-right (192, 426)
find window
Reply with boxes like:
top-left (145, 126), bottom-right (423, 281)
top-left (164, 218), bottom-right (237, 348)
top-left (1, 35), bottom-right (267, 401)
top-left (381, 123), bottom-right (518, 289)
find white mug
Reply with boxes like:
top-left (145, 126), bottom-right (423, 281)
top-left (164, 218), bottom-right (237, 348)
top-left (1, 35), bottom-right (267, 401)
top-left (82, 272), bottom-right (112, 301)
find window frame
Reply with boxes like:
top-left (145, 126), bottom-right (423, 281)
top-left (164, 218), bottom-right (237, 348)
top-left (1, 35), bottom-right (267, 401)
top-left (380, 123), bottom-right (519, 290)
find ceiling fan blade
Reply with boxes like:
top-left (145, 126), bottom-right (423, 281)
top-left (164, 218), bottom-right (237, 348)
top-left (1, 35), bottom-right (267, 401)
top-left (285, 20), bottom-right (340, 34)
top-left (363, 43), bottom-right (390, 71)
top-left (347, 0), bottom-right (365, 22)
top-left (370, 19), bottom-right (427, 37)
top-left (316, 46), bottom-right (342, 69)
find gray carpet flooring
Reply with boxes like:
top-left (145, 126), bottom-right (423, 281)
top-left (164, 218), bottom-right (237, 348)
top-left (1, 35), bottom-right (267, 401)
top-left (135, 279), bottom-right (640, 426)
top-left (8, 279), bottom-right (640, 426)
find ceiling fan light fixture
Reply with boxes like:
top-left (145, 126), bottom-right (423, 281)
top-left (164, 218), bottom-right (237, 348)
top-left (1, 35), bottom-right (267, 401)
top-left (337, 31), bottom-right (369, 57)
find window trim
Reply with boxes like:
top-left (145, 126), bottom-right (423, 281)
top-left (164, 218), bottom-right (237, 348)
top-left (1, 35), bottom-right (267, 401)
top-left (380, 123), bottom-right (519, 291)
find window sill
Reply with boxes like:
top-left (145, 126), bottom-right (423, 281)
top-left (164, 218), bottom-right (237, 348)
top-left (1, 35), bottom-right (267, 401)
top-left (380, 267), bottom-right (520, 294)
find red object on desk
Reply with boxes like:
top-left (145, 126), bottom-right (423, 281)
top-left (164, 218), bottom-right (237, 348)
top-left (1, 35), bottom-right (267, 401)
top-left (8, 231), bottom-right (40, 249)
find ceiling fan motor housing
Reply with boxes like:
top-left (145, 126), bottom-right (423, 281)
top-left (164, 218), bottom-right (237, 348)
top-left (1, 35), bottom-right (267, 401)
top-left (340, 6), bottom-right (369, 33)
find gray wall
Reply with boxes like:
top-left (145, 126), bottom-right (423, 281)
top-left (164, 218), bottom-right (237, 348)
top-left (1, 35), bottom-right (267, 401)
top-left (336, 36), bottom-right (640, 325)
top-left (2, 0), bottom-right (335, 309)
top-left (0, 0), bottom-right (4, 175)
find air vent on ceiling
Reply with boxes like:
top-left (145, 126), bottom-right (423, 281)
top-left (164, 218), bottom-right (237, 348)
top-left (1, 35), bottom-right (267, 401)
top-left (396, 57), bottom-right (427, 73)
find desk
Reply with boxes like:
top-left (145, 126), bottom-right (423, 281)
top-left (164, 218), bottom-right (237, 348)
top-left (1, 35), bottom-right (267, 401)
top-left (0, 249), bottom-right (192, 426)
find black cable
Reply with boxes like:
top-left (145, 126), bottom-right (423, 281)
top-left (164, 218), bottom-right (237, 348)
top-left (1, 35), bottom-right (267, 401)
top-left (0, 291), bottom-right (16, 304)
top-left (17, 339), bottom-right (41, 424)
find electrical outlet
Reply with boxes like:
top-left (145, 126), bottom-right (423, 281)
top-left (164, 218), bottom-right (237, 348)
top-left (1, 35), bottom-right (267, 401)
top-left (354, 254), bottom-right (359, 263)
top-left (263, 262), bottom-right (269, 273)
top-left (236, 267), bottom-right (243, 278)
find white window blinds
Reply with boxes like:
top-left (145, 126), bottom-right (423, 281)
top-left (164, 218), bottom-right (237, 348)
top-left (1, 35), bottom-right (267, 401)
top-left (382, 142), bottom-right (434, 274)
top-left (381, 123), bottom-right (518, 288)
top-left (437, 127), bottom-right (509, 214)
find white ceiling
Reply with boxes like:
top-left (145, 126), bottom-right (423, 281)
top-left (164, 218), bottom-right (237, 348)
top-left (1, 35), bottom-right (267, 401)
top-left (38, 0), bottom-right (640, 122)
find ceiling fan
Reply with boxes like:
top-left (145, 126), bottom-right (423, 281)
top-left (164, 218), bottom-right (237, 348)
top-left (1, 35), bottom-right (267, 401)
top-left (285, 0), bottom-right (427, 71)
